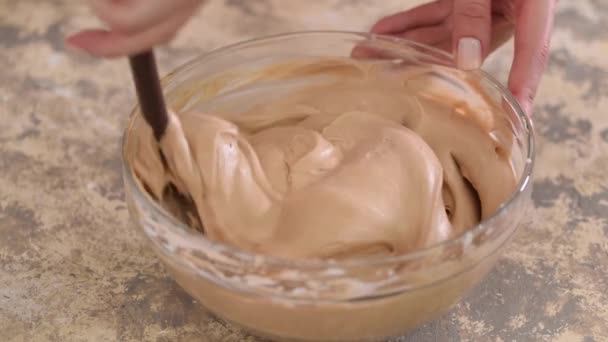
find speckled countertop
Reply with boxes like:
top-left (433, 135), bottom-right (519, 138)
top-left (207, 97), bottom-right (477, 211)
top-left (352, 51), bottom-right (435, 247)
top-left (1, 1), bottom-right (607, 341)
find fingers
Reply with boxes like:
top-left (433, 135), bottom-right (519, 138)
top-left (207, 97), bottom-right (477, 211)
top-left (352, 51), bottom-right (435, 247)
top-left (371, 0), bottom-right (450, 34)
top-left (352, 25), bottom-right (451, 61)
top-left (452, 0), bottom-right (492, 70)
top-left (65, 9), bottom-right (192, 58)
top-left (508, 0), bottom-right (556, 115)
top-left (90, 0), bottom-right (200, 33)
top-left (398, 25), bottom-right (452, 47)
top-left (65, 0), bottom-right (202, 58)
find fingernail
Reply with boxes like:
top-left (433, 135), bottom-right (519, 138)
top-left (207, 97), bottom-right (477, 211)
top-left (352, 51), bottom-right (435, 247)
top-left (457, 37), bottom-right (482, 70)
top-left (65, 44), bottom-right (92, 58)
top-left (64, 39), bottom-right (96, 60)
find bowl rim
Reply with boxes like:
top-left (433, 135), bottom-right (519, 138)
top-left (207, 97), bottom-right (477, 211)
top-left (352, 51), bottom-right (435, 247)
top-left (121, 30), bottom-right (535, 270)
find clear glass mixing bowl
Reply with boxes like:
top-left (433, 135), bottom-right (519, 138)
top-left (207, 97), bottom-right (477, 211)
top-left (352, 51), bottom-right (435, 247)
top-left (122, 31), bottom-right (534, 342)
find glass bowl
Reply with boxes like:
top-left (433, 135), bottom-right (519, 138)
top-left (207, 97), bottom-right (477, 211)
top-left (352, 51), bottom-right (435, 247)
top-left (122, 31), bottom-right (534, 342)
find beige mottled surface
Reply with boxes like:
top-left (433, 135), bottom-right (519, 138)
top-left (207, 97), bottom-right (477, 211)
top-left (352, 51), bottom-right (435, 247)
top-left (1, 0), bottom-right (607, 341)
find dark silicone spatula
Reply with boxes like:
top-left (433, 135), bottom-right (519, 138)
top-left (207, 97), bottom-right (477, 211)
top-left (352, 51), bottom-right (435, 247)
top-left (128, 50), bottom-right (169, 141)
top-left (128, 50), bottom-right (203, 232)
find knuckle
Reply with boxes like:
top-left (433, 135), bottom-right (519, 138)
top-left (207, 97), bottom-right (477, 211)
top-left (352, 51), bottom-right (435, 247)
top-left (455, 1), bottom-right (491, 21)
top-left (525, 89), bottom-right (535, 105)
top-left (513, 87), bottom-right (535, 108)
top-left (537, 42), bottom-right (551, 65)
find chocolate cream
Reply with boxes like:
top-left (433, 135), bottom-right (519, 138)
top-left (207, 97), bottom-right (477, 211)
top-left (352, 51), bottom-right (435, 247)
top-left (128, 58), bottom-right (517, 260)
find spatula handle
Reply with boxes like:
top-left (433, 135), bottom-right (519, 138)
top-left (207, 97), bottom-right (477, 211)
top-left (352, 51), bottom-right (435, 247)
top-left (129, 51), bottom-right (169, 141)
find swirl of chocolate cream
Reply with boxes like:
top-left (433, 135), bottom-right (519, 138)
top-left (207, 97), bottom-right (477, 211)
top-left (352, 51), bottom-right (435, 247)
top-left (129, 58), bottom-right (517, 260)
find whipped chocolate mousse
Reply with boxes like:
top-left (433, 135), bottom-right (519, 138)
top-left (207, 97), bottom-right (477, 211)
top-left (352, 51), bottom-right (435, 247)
top-left (128, 57), bottom-right (516, 260)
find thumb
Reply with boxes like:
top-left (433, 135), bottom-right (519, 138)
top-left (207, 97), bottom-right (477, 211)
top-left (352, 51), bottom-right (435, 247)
top-left (508, 0), bottom-right (556, 115)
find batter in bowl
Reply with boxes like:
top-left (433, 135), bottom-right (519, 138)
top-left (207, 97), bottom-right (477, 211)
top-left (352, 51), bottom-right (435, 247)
top-left (128, 57), bottom-right (517, 260)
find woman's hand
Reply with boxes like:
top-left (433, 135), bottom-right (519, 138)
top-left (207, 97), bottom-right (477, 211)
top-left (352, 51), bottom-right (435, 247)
top-left (371, 0), bottom-right (557, 114)
top-left (65, 0), bottom-right (204, 58)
